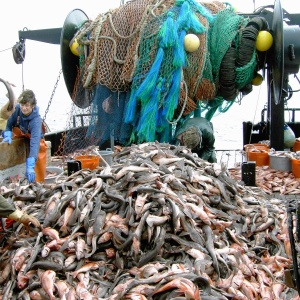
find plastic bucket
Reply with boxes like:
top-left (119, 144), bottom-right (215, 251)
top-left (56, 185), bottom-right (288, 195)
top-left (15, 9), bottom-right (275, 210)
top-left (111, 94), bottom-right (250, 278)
top-left (269, 152), bottom-right (292, 172)
top-left (74, 155), bottom-right (100, 170)
top-left (247, 151), bottom-right (269, 166)
top-left (293, 140), bottom-right (300, 152)
top-left (99, 148), bottom-right (114, 166)
top-left (45, 167), bottom-right (64, 183)
top-left (244, 144), bottom-right (269, 152)
top-left (292, 158), bottom-right (300, 178)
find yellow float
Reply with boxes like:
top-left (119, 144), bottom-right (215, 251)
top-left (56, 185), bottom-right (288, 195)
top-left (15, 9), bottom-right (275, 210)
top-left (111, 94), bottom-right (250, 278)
top-left (252, 73), bottom-right (264, 86)
top-left (256, 31), bottom-right (273, 52)
top-left (184, 34), bottom-right (200, 53)
top-left (70, 38), bottom-right (80, 56)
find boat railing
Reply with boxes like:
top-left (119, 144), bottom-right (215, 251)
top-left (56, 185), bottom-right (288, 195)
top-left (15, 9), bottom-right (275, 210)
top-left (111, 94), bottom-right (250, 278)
top-left (215, 149), bottom-right (245, 169)
top-left (72, 114), bottom-right (91, 128)
top-left (261, 107), bottom-right (300, 123)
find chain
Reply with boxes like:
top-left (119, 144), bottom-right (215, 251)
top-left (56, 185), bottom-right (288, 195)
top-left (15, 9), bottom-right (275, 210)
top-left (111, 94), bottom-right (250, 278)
top-left (43, 69), bottom-right (62, 122)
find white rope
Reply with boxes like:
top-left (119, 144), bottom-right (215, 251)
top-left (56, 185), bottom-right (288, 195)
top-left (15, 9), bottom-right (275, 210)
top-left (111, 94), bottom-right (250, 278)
top-left (167, 78), bottom-right (188, 125)
top-left (83, 15), bottom-right (107, 88)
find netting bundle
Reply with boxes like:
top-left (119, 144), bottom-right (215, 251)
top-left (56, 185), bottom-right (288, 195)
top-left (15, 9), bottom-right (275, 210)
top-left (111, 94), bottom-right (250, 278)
top-left (56, 0), bottom-right (268, 155)
top-left (124, 0), bottom-right (216, 143)
top-left (198, 8), bottom-right (268, 118)
top-left (82, 0), bottom-right (157, 92)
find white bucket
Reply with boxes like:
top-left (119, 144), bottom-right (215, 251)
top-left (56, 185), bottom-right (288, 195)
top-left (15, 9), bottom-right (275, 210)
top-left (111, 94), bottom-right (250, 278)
top-left (269, 152), bottom-right (292, 172)
top-left (99, 148), bottom-right (114, 166)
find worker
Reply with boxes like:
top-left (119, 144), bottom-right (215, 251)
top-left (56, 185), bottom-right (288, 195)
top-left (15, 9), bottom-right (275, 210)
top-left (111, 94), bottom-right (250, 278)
top-left (175, 116), bottom-right (217, 163)
top-left (0, 79), bottom-right (16, 134)
top-left (1, 89), bottom-right (47, 183)
top-left (0, 194), bottom-right (40, 229)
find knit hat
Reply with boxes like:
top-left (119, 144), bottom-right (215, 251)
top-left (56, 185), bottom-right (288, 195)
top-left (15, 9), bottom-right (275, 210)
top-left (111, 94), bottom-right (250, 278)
top-left (182, 127), bottom-right (202, 150)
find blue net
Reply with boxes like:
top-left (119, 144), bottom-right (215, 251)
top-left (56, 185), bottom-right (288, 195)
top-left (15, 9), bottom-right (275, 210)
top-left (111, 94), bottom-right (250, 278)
top-left (86, 84), bottom-right (132, 146)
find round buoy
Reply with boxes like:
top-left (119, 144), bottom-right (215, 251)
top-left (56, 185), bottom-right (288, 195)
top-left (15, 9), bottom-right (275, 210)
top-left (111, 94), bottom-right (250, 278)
top-left (184, 34), bottom-right (200, 53)
top-left (252, 73), bottom-right (263, 86)
top-left (284, 123), bottom-right (296, 148)
top-left (256, 31), bottom-right (273, 52)
top-left (70, 38), bottom-right (80, 56)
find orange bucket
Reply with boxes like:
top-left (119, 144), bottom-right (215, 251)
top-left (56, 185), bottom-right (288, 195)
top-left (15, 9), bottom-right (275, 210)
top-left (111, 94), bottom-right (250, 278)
top-left (74, 155), bottom-right (99, 170)
top-left (244, 143), bottom-right (269, 152)
top-left (245, 144), bottom-right (269, 166)
top-left (292, 158), bottom-right (300, 178)
top-left (293, 141), bottom-right (300, 152)
top-left (247, 151), bottom-right (269, 166)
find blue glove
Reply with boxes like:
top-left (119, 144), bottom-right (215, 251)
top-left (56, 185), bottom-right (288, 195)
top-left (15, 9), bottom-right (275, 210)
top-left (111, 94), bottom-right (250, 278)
top-left (26, 157), bottom-right (36, 183)
top-left (2, 131), bottom-right (12, 144)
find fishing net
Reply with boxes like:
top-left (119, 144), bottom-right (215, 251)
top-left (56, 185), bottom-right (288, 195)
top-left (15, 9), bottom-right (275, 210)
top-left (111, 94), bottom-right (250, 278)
top-left (124, 0), bottom-right (217, 143)
top-left (82, 0), bottom-right (165, 92)
top-left (60, 105), bottom-right (92, 155)
top-left (198, 10), bottom-right (268, 118)
top-left (54, 0), bottom-right (269, 156)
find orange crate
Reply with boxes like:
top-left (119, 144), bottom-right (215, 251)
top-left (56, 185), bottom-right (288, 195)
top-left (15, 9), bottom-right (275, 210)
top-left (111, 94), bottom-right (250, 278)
top-left (244, 143), bottom-right (269, 152)
top-left (74, 155), bottom-right (99, 170)
top-left (293, 140), bottom-right (300, 152)
top-left (292, 158), bottom-right (300, 178)
top-left (247, 151), bottom-right (269, 166)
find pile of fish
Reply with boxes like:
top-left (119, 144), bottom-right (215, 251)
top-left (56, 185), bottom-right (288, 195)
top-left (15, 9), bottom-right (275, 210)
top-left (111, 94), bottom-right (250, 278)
top-left (0, 142), bottom-right (299, 299)
top-left (229, 165), bottom-right (300, 195)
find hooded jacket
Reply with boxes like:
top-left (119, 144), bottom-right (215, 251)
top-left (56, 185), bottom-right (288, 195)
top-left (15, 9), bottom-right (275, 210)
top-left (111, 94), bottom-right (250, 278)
top-left (175, 117), bottom-right (217, 162)
top-left (4, 103), bottom-right (42, 160)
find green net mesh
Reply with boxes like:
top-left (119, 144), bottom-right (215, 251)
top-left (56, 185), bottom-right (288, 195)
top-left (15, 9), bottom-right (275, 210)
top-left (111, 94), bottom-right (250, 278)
top-left (209, 7), bottom-right (247, 85)
top-left (235, 40), bottom-right (258, 90)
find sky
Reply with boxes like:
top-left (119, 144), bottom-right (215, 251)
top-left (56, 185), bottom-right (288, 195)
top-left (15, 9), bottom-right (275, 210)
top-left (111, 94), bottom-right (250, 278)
top-left (0, 0), bottom-right (124, 129)
top-left (0, 1), bottom-right (128, 92)
top-left (0, 0), bottom-right (299, 148)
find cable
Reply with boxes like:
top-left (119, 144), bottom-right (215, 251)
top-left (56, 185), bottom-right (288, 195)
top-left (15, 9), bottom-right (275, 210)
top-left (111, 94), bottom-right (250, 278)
top-left (0, 47), bottom-right (13, 53)
top-left (248, 76), bottom-right (264, 145)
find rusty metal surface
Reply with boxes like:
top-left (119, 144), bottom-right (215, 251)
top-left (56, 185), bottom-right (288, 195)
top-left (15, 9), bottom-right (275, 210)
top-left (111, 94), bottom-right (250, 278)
top-left (0, 138), bottom-right (28, 170)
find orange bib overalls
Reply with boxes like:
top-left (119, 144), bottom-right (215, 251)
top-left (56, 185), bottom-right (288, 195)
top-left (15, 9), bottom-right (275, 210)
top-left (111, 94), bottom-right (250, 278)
top-left (12, 127), bottom-right (47, 182)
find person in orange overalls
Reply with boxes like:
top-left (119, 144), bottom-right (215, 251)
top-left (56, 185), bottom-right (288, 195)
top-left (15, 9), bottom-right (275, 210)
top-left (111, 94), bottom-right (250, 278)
top-left (1, 89), bottom-right (47, 183)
